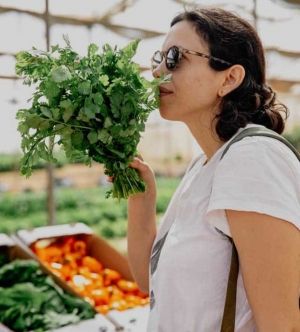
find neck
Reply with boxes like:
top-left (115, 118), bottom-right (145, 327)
top-left (186, 118), bottom-right (225, 163)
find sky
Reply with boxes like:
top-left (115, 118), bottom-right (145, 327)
top-left (0, 0), bottom-right (299, 153)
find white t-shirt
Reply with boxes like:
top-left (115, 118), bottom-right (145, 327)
top-left (147, 124), bottom-right (300, 332)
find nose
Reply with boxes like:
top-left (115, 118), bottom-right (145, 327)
top-left (152, 61), bottom-right (168, 79)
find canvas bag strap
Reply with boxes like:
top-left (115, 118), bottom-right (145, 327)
top-left (220, 239), bottom-right (239, 332)
top-left (221, 127), bottom-right (300, 161)
top-left (220, 127), bottom-right (300, 332)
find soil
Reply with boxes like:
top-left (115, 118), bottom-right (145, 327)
top-left (0, 163), bottom-right (105, 194)
top-left (0, 159), bottom-right (188, 194)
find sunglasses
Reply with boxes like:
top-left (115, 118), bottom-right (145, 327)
top-left (151, 45), bottom-right (232, 71)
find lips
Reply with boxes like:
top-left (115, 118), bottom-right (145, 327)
top-left (159, 86), bottom-right (172, 96)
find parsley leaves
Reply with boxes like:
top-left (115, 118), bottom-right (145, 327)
top-left (15, 37), bottom-right (169, 199)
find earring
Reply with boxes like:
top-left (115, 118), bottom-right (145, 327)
top-left (219, 90), bottom-right (223, 97)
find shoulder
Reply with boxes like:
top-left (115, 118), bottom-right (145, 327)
top-left (219, 133), bottom-right (300, 179)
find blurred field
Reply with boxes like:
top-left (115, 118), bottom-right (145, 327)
top-left (0, 159), bottom-right (189, 194)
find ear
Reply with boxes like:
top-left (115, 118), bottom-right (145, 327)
top-left (218, 65), bottom-right (245, 97)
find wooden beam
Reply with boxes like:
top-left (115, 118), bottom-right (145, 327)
top-left (265, 48), bottom-right (300, 58)
top-left (1, 47), bottom-right (299, 62)
top-left (0, 5), bottom-right (164, 39)
top-left (280, 0), bottom-right (300, 4)
top-left (0, 75), bottom-right (21, 80)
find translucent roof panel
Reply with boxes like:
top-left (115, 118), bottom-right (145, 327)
top-left (49, 0), bottom-right (122, 19)
top-left (0, 0), bottom-right (45, 13)
top-left (0, 12), bottom-right (46, 53)
top-left (258, 16), bottom-right (300, 52)
top-left (0, 55), bottom-right (16, 76)
top-left (267, 51), bottom-right (300, 81)
top-left (111, 0), bottom-right (184, 34)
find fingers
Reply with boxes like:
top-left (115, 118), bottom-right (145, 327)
top-left (135, 154), bottom-right (144, 162)
top-left (105, 155), bottom-right (147, 183)
top-left (129, 157), bottom-right (148, 171)
top-left (107, 176), bottom-right (113, 183)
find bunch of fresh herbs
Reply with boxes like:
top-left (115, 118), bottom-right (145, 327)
top-left (15, 36), bottom-right (168, 199)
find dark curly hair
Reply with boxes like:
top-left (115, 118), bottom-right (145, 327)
top-left (171, 7), bottom-right (289, 141)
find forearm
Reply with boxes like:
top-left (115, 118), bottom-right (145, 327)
top-left (127, 192), bottom-right (157, 294)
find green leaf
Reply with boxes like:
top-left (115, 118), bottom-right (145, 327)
top-left (121, 39), bottom-right (140, 60)
top-left (119, 128), bottom-right (135, 137)
top-left (82, 106), bottom-right (96, 119)
top-left (71, 131), bottom-right (84, 148)
top-left (63, 108), bottom-right (73, 123)
top-left (87, 130), bottom-right (98, 144)
top-left (92, 92), bottom-right (103, 105)
top-left (20, 137), bottom-right (30, 152)
top-left (51, 65), bottom-right (72, 83)
top-left (88, 43), bottom-right (99, 57)
top-left (121, 102), bottom-right (134, 118)
top-left (99, 75), bottom-right (109, 86)
top-left (40, 106), bottom-right (52, 118)
top-left (78, 81), bottom-right (91, 95)
top-left (44, 82), bottom-right (60, 100)
top-left (104, 117), bottom-right (113, 128)
top-left (39, 120), bottom-right (51, 131)
top-left (17, 122), bottom-right (29, 134)
top-left (98, 129), bottom-right (110, 144)
top-left (109, 148), bottom-right (125, 159)
top-left (51, 44), bottom-right (59, 53)
top-left (60, 99), bottom-right (72, 109)
top-left (26, 114), bottom-right (43, 129)
top-left (51, 108), bottom-right (60, 120)
top-left (63, 34), bottom-right (72, 48)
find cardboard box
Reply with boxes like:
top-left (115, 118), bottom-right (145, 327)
top-left (0, 233), bottom-right (120, 332)
top-left (16, 223), bottom-right (133, 281)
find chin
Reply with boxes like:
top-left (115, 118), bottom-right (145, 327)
top-left (159, 110), bottom-right (182, 122)
top-left (158, 106), bottom-right (178, 121)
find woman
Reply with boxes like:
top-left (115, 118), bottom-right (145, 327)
top-left (126, 7), bottom-right (300, 332)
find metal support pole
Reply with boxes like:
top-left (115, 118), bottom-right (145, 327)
top-left (253, 0), bottom-right (258, 30)
top-left (45, 0), bottom-right (55, 225)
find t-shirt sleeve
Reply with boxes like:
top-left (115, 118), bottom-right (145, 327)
top-left (206, 136), bottom-right (300, 237)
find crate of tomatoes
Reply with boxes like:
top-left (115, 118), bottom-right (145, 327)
top-left (15, 223), bottom-right (150, 318)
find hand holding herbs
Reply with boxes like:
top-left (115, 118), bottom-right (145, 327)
top-left (15, 36), bottom-right (169, 199)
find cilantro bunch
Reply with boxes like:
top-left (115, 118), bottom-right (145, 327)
top-left (15, 36), bottom-right (168, 199)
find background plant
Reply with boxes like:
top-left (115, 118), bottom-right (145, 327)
top-left (0, 176), bottom-right (181, 238)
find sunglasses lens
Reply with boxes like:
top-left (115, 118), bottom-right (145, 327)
top-left (166, 46), bottom-right (179, 70)
top-left (152, 51), bottom-right (163, 70)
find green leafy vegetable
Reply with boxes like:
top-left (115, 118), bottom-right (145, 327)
top-left (0, 259), bottom-right (95, 332)
top-left (15, 36), bottom-right (170, 199)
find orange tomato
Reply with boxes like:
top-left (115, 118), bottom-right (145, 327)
top-left (117, 279), bottom-right (139, 293)
top-left (109, 299), bottom-right (128, 311)
top-left (61, 237), bottom-right (75, 255)
top-left (62, 254), bottom-right (78, 270)
top-left (96, 304), bottom-right (110, 315)
top-left (91, 288), bottom-right (110, 306)
top-left (89, 273), bottom-right (104, 288)
top-left (141, 297), bottom-right (150, 305)
top-left (44, 246), bottom-right (63, 262)
top-left (124, 294), bottom-right (142, 306)
top-left (102, 268), bottom-right (121, 286)
top-left (82, 256), bottom-right (103, 273)
top-left (73, 240), bottom-right (87, 257)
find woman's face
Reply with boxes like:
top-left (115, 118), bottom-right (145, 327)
top-left (152, 20), bottom-right (225, 125)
